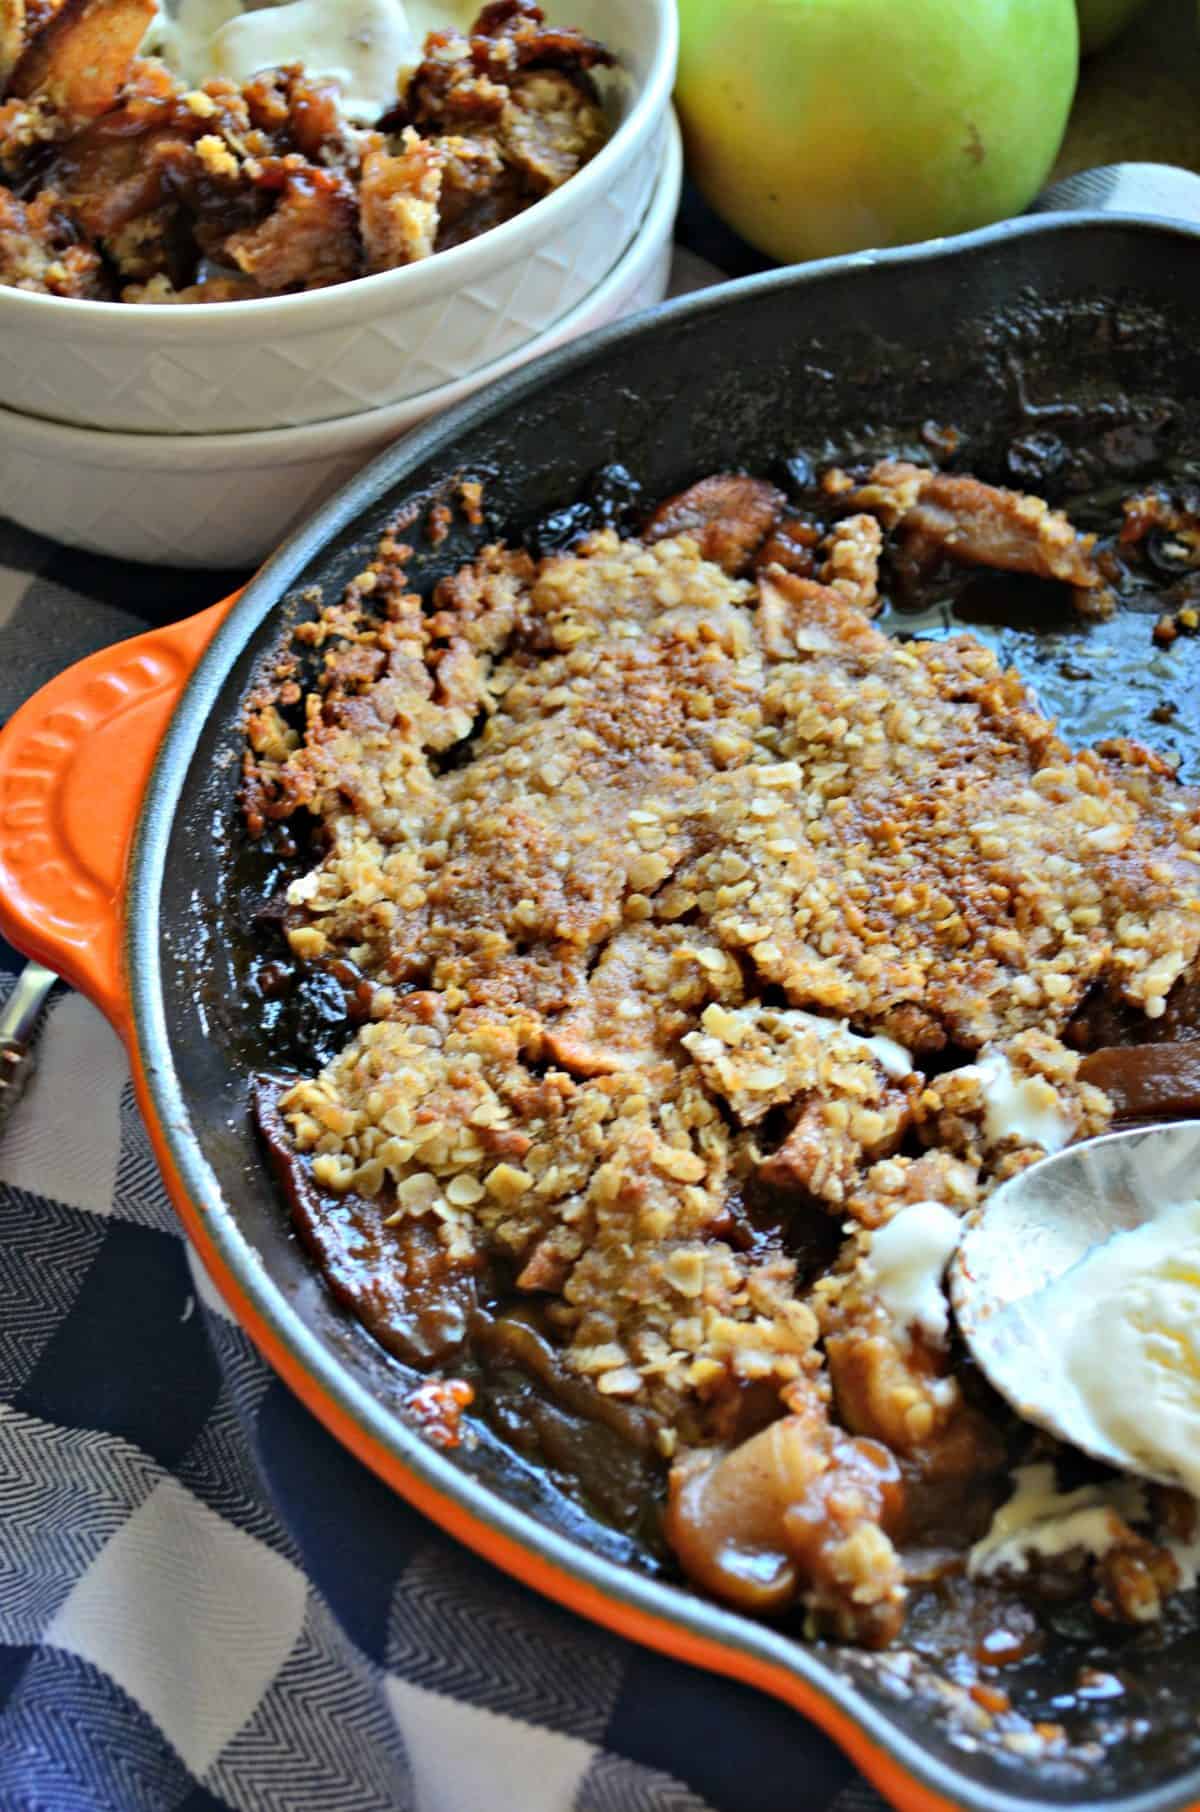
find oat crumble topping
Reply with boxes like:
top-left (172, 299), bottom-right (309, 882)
top-left (243, 469), bottom-right (1200, 1646)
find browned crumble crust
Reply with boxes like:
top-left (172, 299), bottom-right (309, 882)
top-left (0, 181), bottom-right (106, 294)
top-left (829, 459), bottom-right (1102, 593)
top-left (243, 475), bottom-right (1200, 1645)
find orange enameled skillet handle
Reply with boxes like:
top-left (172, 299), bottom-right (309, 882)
top-left (0, 592), bottom-right (243, 1035)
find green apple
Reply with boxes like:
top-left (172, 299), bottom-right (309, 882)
top-left (1076, 0), bottom-right (1150, 54)
top-left (675, 0), bottom-right (1079, 264)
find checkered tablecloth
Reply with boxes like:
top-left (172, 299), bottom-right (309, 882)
top-left (0, 239), bottom-right (889, 1812)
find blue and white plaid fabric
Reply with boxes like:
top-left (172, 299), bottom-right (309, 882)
top-left (0, 437), bottom-right (888, 1812)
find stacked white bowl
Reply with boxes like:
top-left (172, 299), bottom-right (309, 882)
top-left (0, 0), bottom-right (678, 567)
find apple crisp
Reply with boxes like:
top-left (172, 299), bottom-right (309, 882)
top-left (243, 463), bottom-right (1200, 1650)
top-left (0, 0), bottom-right (611, 302)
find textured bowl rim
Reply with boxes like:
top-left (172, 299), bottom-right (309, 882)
top-left (0, 0), bottom-right (676, 336)
top-left (0, 111), bottom-right (682, 471)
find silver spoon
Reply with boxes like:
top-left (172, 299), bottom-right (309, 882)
top-left (951, 1119), bottom-right (1200, 1492)
top-left (0, 961), bottom-right (57, 1137)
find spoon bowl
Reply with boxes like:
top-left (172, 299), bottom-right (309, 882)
top-left (951, 1119), bottom-right (1200, 1488)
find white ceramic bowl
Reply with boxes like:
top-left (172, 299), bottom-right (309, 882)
top-left (0, 0), bottom-right (676, 435)
top-left (0, 112), bottom-right (683, 569)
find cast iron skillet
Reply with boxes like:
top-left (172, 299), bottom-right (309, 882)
top-left (4, 163), bottom-right (1200, 1812)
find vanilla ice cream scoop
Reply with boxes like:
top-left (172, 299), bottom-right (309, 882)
top-left (952, 1119), bottom-right (1200, 1492)
top-left (145, 0), bottom-right (475, 122)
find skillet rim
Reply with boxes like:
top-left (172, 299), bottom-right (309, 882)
top-left (127, 206), bottom-right (1200, 1812)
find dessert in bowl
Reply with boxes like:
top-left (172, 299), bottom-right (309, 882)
top-left (0, 0), bottom-right (675, 430)
top-left (0, 105), bottom-right (682, 565)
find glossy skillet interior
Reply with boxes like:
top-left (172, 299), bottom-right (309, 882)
top-left (132, 214), bottom-right (1200, 1812)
